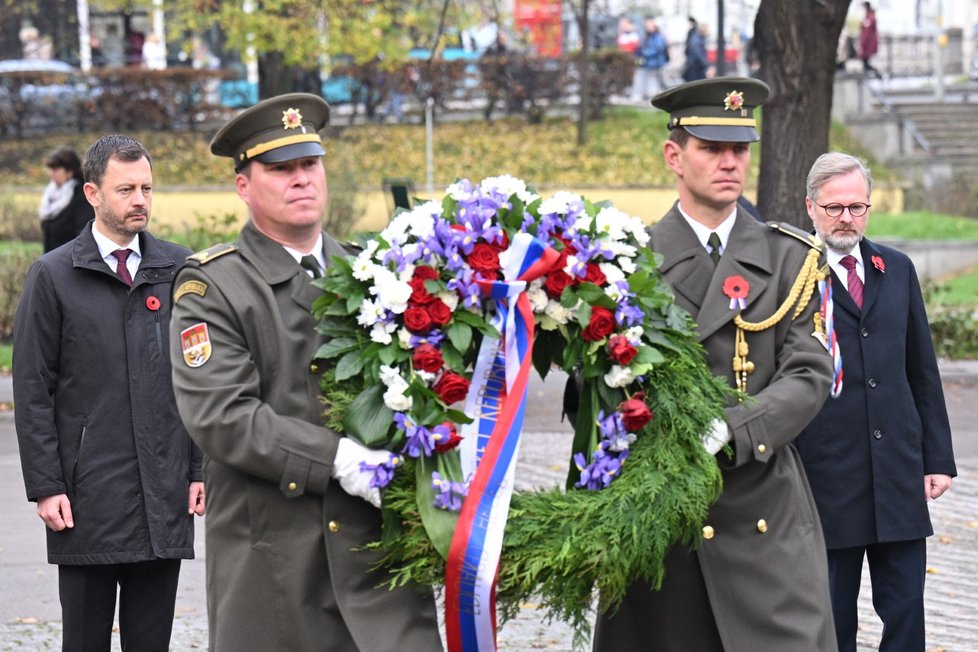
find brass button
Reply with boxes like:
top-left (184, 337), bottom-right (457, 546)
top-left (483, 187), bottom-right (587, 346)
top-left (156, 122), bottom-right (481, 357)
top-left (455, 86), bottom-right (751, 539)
top-left (310, 363), bottom-right (320, 374)
top-left (287, 482), bottom-right (297, 491)
top-left (702, 525), bottom-right (715, 540)
top-left (757, 444), bottom-right (766, 454)
top-left (757, 519), bottom-right (768, 533)
top-left (328, 520), bottom-right (340, 533)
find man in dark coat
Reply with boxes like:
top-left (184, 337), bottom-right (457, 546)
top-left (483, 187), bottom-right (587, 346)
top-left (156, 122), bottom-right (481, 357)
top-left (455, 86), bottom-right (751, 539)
top-left (795, 151), bottom-right (956, 651)
top-left (14, 134), bottom-right (205, 651)
top-left (593, 77), bottom-right (837, 651)
top-left (169, 93), bottom-right (442, 651)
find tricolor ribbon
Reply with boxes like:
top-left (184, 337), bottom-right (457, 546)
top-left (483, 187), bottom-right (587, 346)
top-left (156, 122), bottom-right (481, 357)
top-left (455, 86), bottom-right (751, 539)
top-left (448, 232), bottom-right (558, 652)
top-left (819, 276), bottom-right (843, 398)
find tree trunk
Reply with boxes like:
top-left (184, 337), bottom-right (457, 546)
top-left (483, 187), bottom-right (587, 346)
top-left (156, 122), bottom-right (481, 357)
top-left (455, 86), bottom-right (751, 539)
top-left (259, 52), bottom-right (293, 98)
top-left (754, 0), bottom-right (851, 228)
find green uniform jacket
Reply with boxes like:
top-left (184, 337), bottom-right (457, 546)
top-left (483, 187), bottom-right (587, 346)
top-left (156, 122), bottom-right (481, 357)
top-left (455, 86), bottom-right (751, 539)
top-left (169, 221), bottom-right (441, 652)
top-left (595, 206), bottom-right (838, 651)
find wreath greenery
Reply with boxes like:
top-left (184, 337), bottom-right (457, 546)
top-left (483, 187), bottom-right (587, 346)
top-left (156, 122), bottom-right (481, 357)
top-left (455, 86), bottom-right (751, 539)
top-left (311, 176), bottom-right (728, 642)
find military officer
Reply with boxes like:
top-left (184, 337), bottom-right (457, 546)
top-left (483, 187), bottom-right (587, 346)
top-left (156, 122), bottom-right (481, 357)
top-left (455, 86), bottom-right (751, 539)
top-left (169, 93), bottom-right (442, 651)
top-left (592, 78), bottom-right (838, 651)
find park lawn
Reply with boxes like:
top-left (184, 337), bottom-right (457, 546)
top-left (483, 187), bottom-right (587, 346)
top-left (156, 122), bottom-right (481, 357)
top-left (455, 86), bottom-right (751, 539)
top-left (869, 211), bottom-right (978, 240)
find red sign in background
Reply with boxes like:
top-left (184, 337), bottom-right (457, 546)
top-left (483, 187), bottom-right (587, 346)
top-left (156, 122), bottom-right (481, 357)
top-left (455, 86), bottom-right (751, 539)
top-left (514, 0), bottom-right (563, 57)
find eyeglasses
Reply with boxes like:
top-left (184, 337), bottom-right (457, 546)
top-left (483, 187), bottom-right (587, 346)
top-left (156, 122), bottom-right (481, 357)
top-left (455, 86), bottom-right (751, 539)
top-left (814, 201), bottom-right (871, 218)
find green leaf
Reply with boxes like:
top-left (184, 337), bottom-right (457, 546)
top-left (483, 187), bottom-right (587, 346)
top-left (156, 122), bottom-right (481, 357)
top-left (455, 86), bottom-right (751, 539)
top-left (441, 341), bottom-right (464, 371)
top-left (335, 350), bottom-right (365, 381)
top-left (345, 292), bottom-right (366, 313)
top-left (341, 384), bottom-right (393, 447)
top-left (562, 334), bottom-right (583, 369)
top-left (415, 453), bottom-right (464, 559)
top-left (315, 337), bottom-right (358, 360)
top-left (567, 378), bottom-right (599, 490)
top-left (634, 345), bottom-right (666, 366)
top-left (378, 344), bottom-right (399, 366)
top-left (560, 285), bottom-right (579, 308)
top-left (446, 321), bottom-right (473, 353)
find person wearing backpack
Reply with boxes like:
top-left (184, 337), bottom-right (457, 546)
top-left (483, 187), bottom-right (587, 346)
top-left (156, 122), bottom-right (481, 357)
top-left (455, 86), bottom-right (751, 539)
top-left (632, 17), bottom-right (669, 101)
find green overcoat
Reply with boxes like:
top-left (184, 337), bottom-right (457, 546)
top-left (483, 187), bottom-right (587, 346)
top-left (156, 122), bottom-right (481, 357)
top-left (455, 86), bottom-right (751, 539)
top-left (170, 221), bottom-right (441, 652)
top-left (595, 206), bottom-right (838, 651)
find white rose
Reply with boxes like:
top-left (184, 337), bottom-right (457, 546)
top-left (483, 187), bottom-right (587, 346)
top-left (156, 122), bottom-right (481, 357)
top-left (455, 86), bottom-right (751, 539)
top-left (599, 262), bottom-right (625, 285)
top-left (528, 287), bottom-right (549, 313)
top-left (383, 386), bottom-right (414, 412)
top-left (437, 291), bottom-right (459, 312)
top-left (371, 268), bottom-right (412, 314)
top-left (604, 365), bottom-right (636, 389)
top-left (370, 322), bottom-right (397, 345)
top-left (623, 326), bottom-right (644, 345)
top-left (544, 300), bottom-right (572, 325)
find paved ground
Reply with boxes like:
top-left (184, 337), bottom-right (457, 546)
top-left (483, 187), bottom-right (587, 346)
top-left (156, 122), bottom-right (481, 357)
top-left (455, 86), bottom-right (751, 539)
top-left (0, 363), bottom-right (976, 651)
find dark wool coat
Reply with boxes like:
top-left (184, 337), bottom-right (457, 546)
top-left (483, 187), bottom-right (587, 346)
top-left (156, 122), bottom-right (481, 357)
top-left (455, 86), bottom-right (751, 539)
top-left (14, 223), bottom-right (201, 564)
top-left (169, 221), bottom-right (442, 652)
top-left (595, 207), bottom-right (838, 652)
top-left (795, 238), bottom-right (956, 549)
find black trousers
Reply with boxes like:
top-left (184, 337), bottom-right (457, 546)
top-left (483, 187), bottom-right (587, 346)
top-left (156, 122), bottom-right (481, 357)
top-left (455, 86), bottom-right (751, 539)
top-left (828, 539), bottom-right (927, 652)
top-left (58, 559), bottom-right (181, 652)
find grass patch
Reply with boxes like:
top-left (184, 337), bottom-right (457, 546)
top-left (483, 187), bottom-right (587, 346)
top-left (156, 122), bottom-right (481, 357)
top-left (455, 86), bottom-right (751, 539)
top-left (869, 211), bottom-right (978, 240)
top-left (928, 265), bottom-right (978, 308)
top-left (0, 342), bottom-right (10, 373)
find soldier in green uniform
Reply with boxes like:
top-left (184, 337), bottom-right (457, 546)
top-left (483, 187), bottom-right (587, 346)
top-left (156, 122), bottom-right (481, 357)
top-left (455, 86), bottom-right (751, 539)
top-left (593, 78), bottom-right (839, 651)
top-left (169, 93), bottom-right (442, 651)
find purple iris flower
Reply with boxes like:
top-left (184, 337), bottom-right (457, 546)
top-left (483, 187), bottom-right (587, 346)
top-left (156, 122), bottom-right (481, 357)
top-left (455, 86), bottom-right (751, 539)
top-left (574, 443), bottom-right (627, 491)
top-left (359, 453), bottom-right (402, 488)
top-left (431, 471), bottom-right (468, 511)
top-left (399, 419), bottom-right (437, 458)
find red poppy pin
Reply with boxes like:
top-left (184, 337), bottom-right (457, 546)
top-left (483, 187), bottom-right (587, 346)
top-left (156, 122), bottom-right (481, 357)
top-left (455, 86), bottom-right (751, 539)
top-left (722, 275), bottom-right (750, 310)
top-left (146, 296), bottom-right (161, 311)
top-left (871, 255), bottom-right (885, 273)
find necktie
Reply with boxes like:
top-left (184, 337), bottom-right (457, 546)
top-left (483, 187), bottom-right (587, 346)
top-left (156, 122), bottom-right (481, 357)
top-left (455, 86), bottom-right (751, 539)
top-left (300, 254), bottom-right (322, 279)
top-left (111, 249), bottom-right (133, 287)
top-left (707, 232), bottom-right (722, 265)
top-left (840, 254), bottom-right (863, 309)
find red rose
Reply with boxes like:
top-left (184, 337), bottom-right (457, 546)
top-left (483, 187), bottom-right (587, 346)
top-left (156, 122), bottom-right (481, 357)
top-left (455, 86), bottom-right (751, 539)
top-left (490, 231), bottom-right (510, 251)
top-left (544, 269), bottom-right (575, 300)
top-left (426, 299), bottom-right (452, 326)
top-left (583, 306), bottom-right (616, 342)
top-left (467, 242), bottom-right (501, 274)
top-left (433, 372), bottom-right (471, 405)
top-left (584, 263), bottom-right (607, 287)
top-left (409, 279), bottom-right (434, 305)
top-left (551, 237), bottom-right (577, 272)
top-left (607, 334), bottom-right (638, 365)
top-left (434, 422), bottom-right (463, 453)
top-left (619, 392), bottom-right (653, 432)
top-left (403, 306), bottom-right (433, 333)
top-left (413, 265), bottom-right (439, 281)
top-left (413, 344), bottom-right (444, 373)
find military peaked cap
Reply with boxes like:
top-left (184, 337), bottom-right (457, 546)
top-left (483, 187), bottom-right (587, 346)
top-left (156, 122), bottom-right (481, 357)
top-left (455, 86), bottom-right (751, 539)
top-left (651, 77), bottom-right (770, 142)
top-left (210, 92), bottom-right (330, 171)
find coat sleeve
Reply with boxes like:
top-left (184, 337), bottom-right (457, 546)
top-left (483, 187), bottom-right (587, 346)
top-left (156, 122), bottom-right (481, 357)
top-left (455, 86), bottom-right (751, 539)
top-left (169, 263), bottom-right (340, 497)
top-left (12, 260), bottom-right (68, 500)
top-left (904, 265), bottom-right (957, 476)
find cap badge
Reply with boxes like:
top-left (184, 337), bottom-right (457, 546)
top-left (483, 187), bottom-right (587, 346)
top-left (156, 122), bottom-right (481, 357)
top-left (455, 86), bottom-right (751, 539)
top-left (723, 90), bottom-right (745, 112)
top-left (282, 108), bottom-right (304, 131)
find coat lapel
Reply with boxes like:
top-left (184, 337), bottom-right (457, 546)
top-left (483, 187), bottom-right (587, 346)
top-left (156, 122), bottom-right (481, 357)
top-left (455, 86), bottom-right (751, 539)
top-left (238, 221), bottom-right (321, 311)
top-left (859, 239), bottom-right (884, 316)
top-left (694, 216), bottom-right (772, 341)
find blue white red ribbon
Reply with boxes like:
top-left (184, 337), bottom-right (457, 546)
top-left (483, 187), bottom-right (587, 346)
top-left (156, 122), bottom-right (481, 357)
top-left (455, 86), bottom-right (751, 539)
top-left (448, 232), bottom-right (558, 652)
top-left (819, 276), bottom-right (843, 398)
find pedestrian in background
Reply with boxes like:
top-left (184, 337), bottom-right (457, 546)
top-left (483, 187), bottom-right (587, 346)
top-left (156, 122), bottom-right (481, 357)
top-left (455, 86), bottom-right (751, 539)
top-left (169, 93), bottom-right (442, 651)
top-left (14, 134), bottom-right (205, 651)
top-left (796, 152), bottom-right (956, 652)
top-left (616, 16), bottom-right (640, 55)
top-left (594, 77), bottom-right (837, 651)
top-left (631, 17), bottom-right (669, 102)
top-left (38, 147), bottom-right (93, 252)
top-left (682, 16), bottom-right (708, 82)
top-left (859, 2), bottom-right (881, 78)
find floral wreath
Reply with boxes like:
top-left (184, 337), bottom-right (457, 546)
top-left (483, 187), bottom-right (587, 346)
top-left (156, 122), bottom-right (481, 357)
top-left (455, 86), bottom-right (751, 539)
top-left (312, 176), bottom-right (727, 641)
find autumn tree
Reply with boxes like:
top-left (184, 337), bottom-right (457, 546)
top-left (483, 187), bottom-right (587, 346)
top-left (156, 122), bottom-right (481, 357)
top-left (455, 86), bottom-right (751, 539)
top-left (753, 0), bottom-right (852, 228)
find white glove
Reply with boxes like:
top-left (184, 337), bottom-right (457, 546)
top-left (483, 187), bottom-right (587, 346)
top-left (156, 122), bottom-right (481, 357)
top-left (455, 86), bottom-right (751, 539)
top-left (701, 418), bottom-right (731, 456)
top-left (331, 438), bottom-right (389, 508)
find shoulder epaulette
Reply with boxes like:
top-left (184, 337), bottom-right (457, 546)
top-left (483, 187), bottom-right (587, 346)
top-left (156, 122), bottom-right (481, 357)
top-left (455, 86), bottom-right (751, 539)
top-left (765, 221), bottom-right (824, 251)
top-left (188, 242), bottom-right (237, 265)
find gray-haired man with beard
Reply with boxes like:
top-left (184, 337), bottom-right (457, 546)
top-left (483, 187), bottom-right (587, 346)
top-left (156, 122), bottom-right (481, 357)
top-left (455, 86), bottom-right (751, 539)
top-left (795, 152), bottom-right (956, 651)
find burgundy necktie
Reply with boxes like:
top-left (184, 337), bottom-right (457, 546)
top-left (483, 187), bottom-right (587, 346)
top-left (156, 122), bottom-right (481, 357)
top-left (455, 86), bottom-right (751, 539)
top-left (111, 249), bottom-right (133, 287)
top-left (840, 254), bottom-right (863, 309)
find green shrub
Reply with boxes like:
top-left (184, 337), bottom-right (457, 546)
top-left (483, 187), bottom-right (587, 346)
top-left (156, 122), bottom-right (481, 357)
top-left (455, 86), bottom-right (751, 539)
top-left (929, 308), bottom-right (978, 359)
top-left (156, 211), bottom-right (241, 252)
top-left (0, 192), bottom-right (42, 242)
top-left (0, 245), bottom-right (41, 340)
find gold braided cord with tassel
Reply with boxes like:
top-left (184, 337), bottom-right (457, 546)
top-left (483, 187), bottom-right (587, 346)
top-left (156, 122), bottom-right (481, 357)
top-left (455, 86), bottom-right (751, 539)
top-left (732, 245), bottom-right (826, 393)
